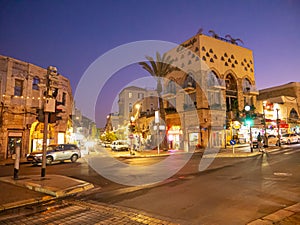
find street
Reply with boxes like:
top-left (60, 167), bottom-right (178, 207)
top-left (0, 145), bottom-right (299, 224)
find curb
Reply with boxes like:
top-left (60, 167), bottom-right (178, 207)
top-left (0, 175), bottom-right (95, 198)
top-left (0, 195), bottom-right (55, 212)
top-left (247, 203), bottom-right (300, 225)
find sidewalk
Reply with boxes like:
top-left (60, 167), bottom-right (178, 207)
top-left (1, 145), bottom-right (299, 224)
top-left (0, 174), bottom-right (94, 212)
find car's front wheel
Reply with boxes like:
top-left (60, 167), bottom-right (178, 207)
top-left (71, 154), bottom-right (78, 163)
top-left (46, 156), bottom-right (53, 165)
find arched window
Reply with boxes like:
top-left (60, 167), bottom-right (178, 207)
top-left (32, 77), bottom-right (40, 90)
top-left (289, 108), bottom-right (299, 119)
top-left (207, 71), bottom-right (220, 87)
top-left (225, 74), bottom-right (237, 91)
top-left (225, 74), bottom-right (238, 112)
top-left (167, 80), bottom-right (176, 94)
top-left (242, 78), bottom-right (252, 92)
top-left (183, 73), bottom-right (196, 89)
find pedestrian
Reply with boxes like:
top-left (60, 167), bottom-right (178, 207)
top-left (257, 132), bottom-right (264, 152)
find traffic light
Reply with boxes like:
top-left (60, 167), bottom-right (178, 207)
top-left (244, 113), bottom-right (253, 126)
top-left (47, 66), bottom-right (59, 97)
top-left (48, 101), bottom-right (64, 123)
top-left (36, 109), bottom-right (45, 122)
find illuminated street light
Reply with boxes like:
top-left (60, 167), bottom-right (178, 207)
top-left (245, 105), bottom-right (253, 152)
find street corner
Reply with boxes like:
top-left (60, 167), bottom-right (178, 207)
top-left (0, 175), bottom-right (95, 198)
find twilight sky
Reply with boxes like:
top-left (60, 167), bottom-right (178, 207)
top-left (0, 0), bottom-right (299, 127)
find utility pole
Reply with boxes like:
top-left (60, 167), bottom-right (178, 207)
top-left (41, 66), bottom-right (58, 177)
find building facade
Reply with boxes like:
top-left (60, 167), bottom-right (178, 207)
top-left (0, 55), bottom-right (73, 160)
top-left (257, 82), bottom-right (300, 135)
top-left (159, 33), bottom-right (259, 149)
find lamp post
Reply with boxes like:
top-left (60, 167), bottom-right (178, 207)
top-left (276, 108), bottom-right (281, 147)
top-left (130, 116), bottom-right (135, 155)
top-left (155, 111), bottom-right (160, 155)
top-left (262, 101), bottom-right (268, 147)
top-left (245, 105), bottom-right (253, 152)
top-left (135, 104), bottom-right (141, 151)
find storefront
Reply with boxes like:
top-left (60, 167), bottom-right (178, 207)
top-left (167, 125), bottom-right (182, 149)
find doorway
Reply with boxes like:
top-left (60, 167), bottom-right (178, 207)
top-left (7, 137), bottom-right (22, 158)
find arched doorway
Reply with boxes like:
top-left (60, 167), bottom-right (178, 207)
top-left (30, 121), bottom-right (55, 152)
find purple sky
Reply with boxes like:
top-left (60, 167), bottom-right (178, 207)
top-left (1, 0), bottom-right (299, 127)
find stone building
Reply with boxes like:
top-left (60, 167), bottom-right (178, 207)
top-left (0, 55), bottom-right (73, 160)
top-left (159, 33), bottom-right (259, 149)
top-left (257, 82), bottom-right (300, 135)
top-left (118, 86), bottom-right (158, 127)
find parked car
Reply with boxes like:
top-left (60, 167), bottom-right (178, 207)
top-left (26, 144), bottom-right (81, 165)
top-left (280, 133), bottom-right (300, 144)
top-left (111, 140), bottom-right (129, 151)
top-left (101, 141), bottom-right (111, 148)
top-left (252, 134), bottom-right (279, 148)
top-left (265, 134), bottom-right (280, 146)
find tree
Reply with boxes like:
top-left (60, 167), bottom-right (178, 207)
top-left (208, 30), bottom-right (219, 39)
top-left (139, 52), bottom-right (176, 150)
top-left (225, 34), bottom-right (244, 45)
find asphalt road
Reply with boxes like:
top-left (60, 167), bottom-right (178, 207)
top-left (0, 145), bottom-right (299, 224)
top-left (104, 147), bottom-right (300, 224)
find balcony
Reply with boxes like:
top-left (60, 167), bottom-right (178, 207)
top-left (208, 78), bottom-right (226, 90)
top-left (162, 89), bottom-right (176, 98)
top-left (243, 86), bottom-right (259, 95)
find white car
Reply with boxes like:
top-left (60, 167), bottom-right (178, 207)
top-left (266, 134), bottom-right (280, 146)
top-left (27, 144), bottom-right (81, 165)
top-left (280, 133), bottom-right (300, 144)
top-left (111, 140), bottom-right (129, 151)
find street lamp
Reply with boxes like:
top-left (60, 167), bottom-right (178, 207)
top-left (245, 105), bottom-right (253, 152)
top-left (130, 116), bottom-right (135, 154)
top-left (135, 104), bottom-right (141, 151)
top-left (276, 107), bottom-right (281, 147)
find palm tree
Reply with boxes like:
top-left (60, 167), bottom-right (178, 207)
top-left (225, 34), bottom-right (244, 45)
top-left (208, 30), bottom-right (219, 39)
top-left (139, 52), bottom-right (176, 150)
top-left (197, 28), bottom-right (203, 35)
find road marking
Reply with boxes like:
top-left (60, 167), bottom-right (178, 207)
top-left (273, 172), bottom-right (292, 177)
top-left (284, 149), bottom-right (300, 155)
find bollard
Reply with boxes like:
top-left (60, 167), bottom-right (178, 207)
top-left (13, 145), bottom-right (20, 179)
